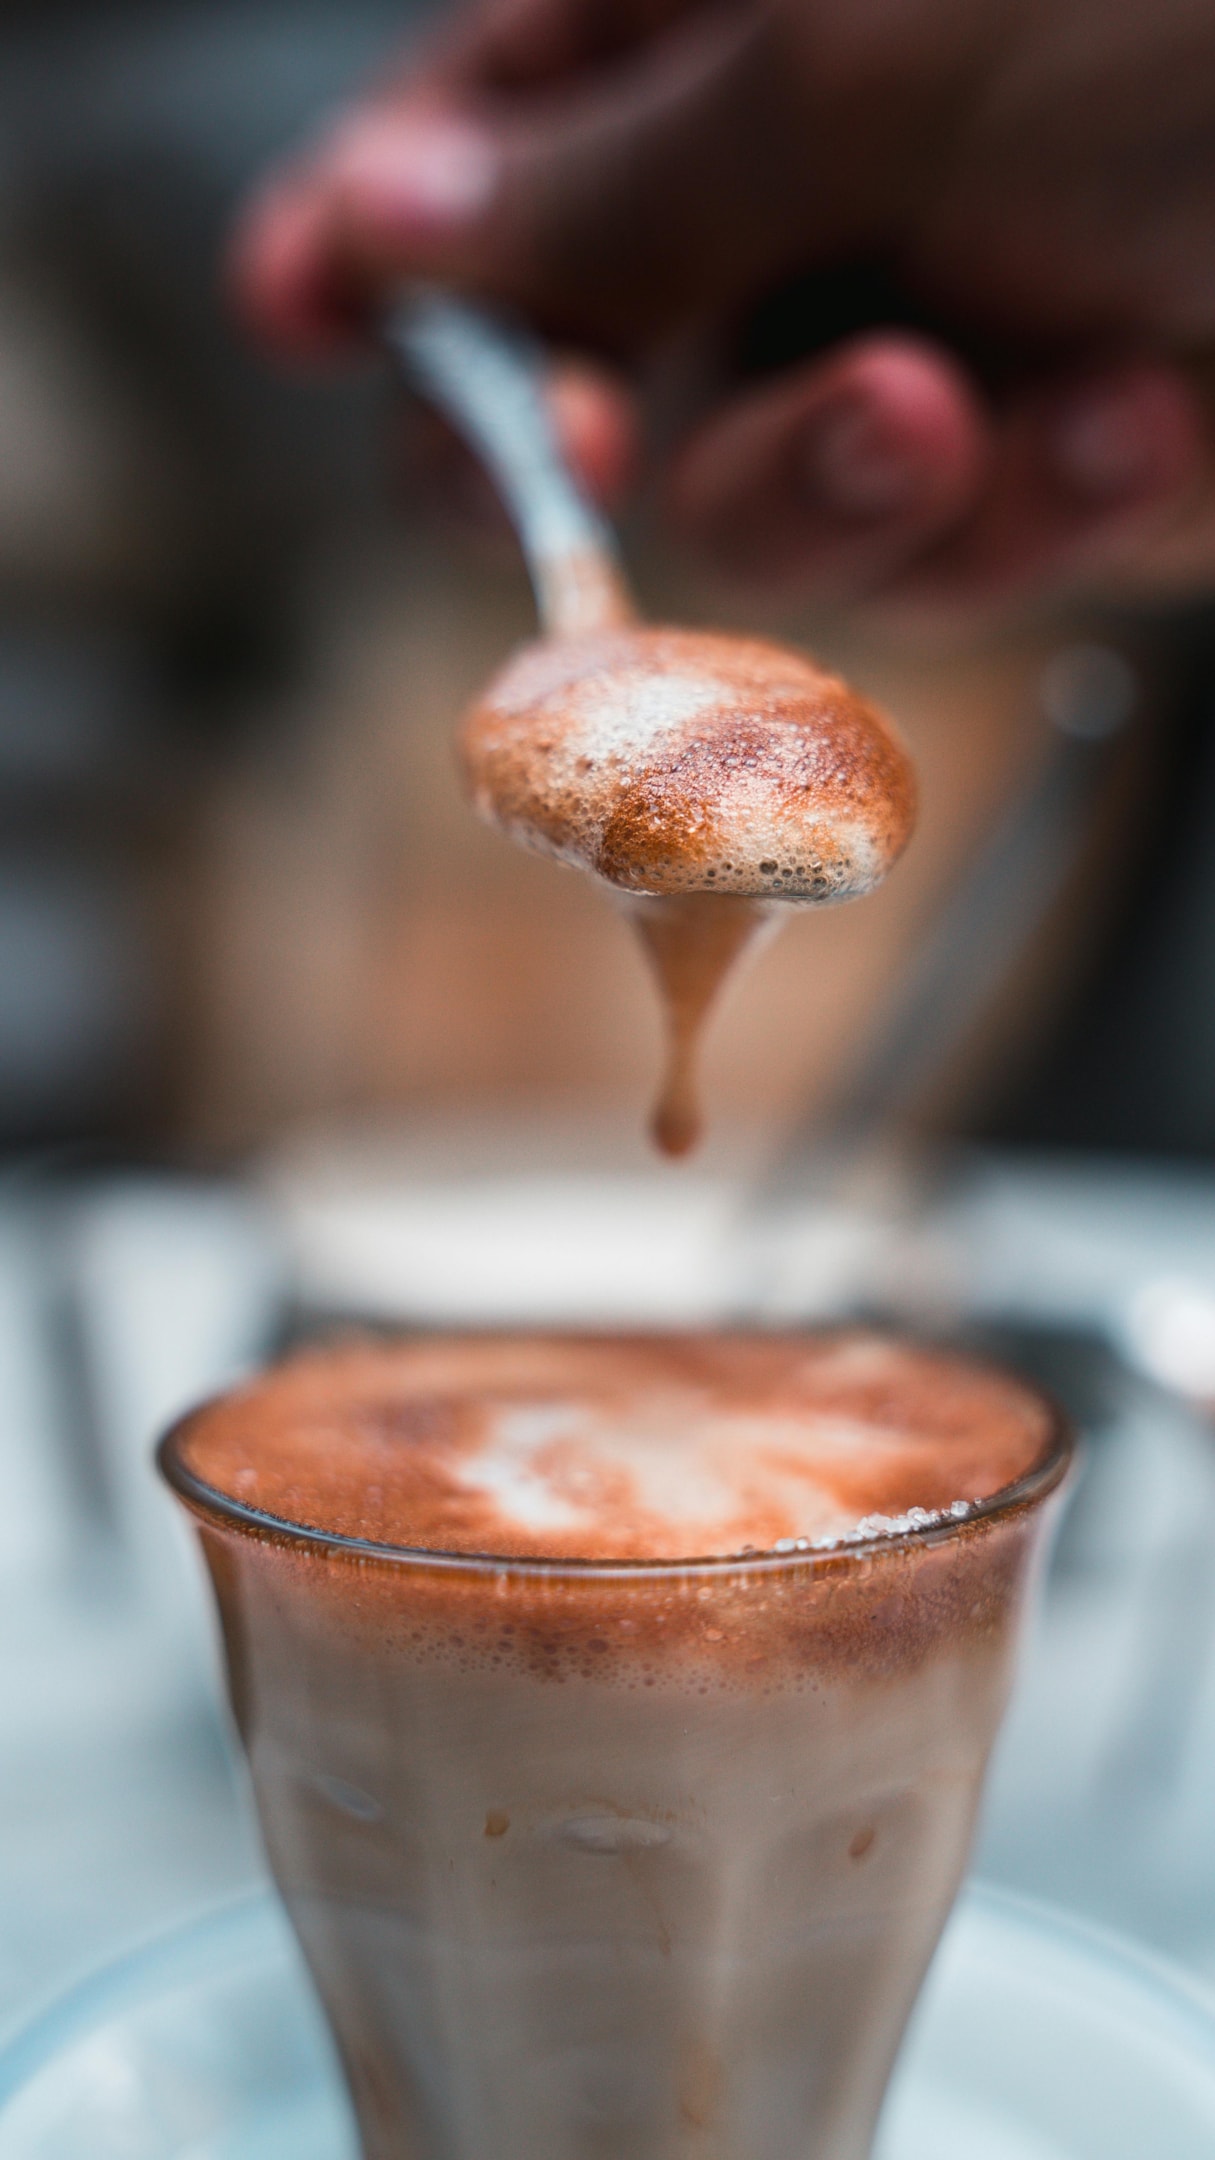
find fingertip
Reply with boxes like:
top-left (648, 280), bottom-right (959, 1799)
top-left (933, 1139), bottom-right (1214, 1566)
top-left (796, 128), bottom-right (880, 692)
top-left (325, 110), bottom-right (500, 270)
top-left (665, 335), bottom-right (989, 593)
top-left (227, 170), bottom-right (364, 358)
top-left (547, 361), bottom-right (639, 509)
top-left (228, 102), bottom-right (502, 358)
top-left (806, 337), bottom-right (988, 517)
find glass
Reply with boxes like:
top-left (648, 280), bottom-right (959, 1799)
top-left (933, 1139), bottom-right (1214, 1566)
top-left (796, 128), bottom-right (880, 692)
top-left (159, 1344), bottom-right (1071, 2160)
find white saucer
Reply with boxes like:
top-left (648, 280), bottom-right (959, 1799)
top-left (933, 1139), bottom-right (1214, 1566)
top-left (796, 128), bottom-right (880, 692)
top-left (2, 1883), bottom-right (1214, 2158)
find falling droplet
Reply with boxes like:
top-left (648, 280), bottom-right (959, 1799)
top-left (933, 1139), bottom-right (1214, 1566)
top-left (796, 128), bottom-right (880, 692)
top-left (622, 894), bottom-right (779, 1157)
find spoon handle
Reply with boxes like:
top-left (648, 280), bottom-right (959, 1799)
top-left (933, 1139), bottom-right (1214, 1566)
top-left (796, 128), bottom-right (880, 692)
top-left (386, 287), bottom-right (634, 639)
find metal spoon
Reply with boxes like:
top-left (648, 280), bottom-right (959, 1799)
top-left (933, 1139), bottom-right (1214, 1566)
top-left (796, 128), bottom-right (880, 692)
top-left (386, 286), bottom-right (633, 639)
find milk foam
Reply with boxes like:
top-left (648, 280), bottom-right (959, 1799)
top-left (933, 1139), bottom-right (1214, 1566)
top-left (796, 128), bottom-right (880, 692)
top-left (174, 1331), bottom-right (1055, 1565)
top-left (459, 627), bottom-right (917, 900)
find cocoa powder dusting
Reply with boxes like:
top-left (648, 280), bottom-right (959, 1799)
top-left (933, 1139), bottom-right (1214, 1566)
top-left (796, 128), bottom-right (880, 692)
top-left (168, 1332), bottom-right (1071, 1689)
top-left (167, 1331), bottom-right (1060, 1565)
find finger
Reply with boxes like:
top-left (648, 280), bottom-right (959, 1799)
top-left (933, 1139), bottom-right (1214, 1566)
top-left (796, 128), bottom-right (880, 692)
top-left (335, 18), bottom-right (861, 341)
top-left (230, 167), bottom-right (368, 355)
top-left (546, 358), bottom-right (638, 507)
top-left (233, 0), bottom-right (715, 351)
top-left (889, 362), bottom-right (1206, 609)
top-left (421, 0), bottom-right (705, 95)
top-left (664, 336), bottom-right (990, 600)
top-left (231, 0), bottom-right (743, 356)
top-left (233, 100), bottom-right (522, 355)
top-left (234, 6), bottom-right (881, 355)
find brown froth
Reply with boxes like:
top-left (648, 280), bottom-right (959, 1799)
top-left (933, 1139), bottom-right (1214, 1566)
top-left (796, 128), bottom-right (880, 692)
top-left (170, 1331), bottom-right (1053, 1566)
top-left (459, 627), bottom-right (916, 900)
top-left (200, 1501), bottom-right (1044, 1697)
top-left (459, 625), bottom-right (916, 1154)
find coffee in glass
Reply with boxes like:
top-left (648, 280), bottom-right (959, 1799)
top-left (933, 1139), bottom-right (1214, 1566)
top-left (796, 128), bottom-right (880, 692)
top-left (160, 1329), bottom-right (1070, 2160)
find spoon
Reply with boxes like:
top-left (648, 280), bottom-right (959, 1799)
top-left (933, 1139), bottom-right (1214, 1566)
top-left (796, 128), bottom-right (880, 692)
top-left (387, 289), bottom-right (916, 1155)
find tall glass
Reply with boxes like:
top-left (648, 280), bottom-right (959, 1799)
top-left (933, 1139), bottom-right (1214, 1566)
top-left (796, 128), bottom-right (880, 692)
top-left (160, 1344), bottom-right (1070, 2160)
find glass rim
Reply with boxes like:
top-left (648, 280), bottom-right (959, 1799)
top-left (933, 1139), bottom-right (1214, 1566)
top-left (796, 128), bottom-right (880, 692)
top-left (157, 1374), bottom-right (1074, 1584)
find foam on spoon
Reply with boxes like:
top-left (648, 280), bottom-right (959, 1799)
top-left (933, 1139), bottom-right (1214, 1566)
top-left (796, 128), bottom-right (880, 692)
top-left (176, 1330), bottom-right (1050, 1565)
top-left (460, 627), bottom-right (916, 1153)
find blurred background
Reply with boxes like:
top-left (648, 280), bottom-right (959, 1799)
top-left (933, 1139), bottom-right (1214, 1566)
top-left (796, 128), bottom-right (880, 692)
top-left (7, 0), bottom-right (1215, 2073)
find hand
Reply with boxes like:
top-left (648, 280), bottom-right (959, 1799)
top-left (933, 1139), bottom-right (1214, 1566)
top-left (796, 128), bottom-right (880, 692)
top-left (233, 0), bottom-right (1215, 613)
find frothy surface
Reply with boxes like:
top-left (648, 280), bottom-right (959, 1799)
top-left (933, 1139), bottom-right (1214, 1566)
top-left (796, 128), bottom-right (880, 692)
top-left (460, 628), bottom-right (916, 899)
top-left (175, 1332), bottom-right (1053, 1564)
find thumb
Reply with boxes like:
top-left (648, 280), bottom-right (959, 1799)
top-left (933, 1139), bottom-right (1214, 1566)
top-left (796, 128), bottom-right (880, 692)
top-left (235, 8), bottom-right (894, 354)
